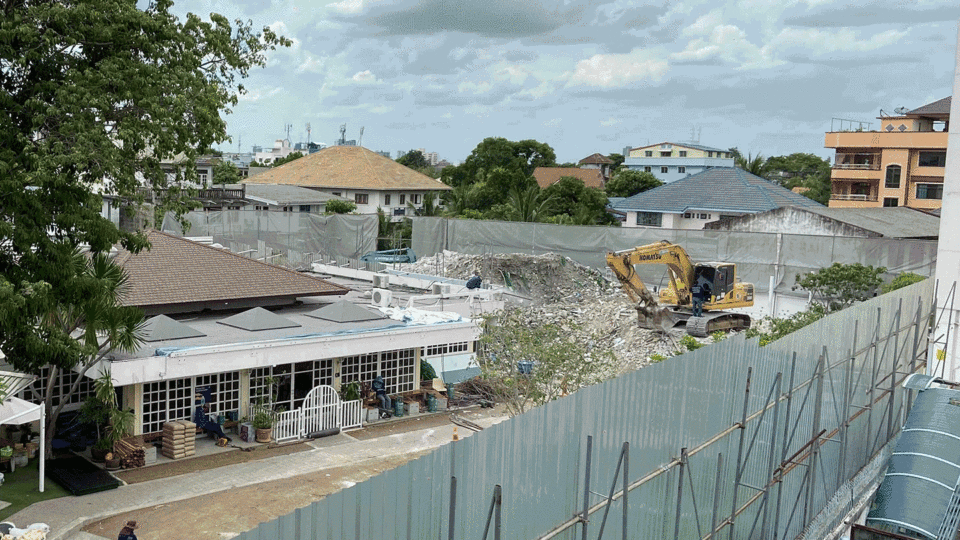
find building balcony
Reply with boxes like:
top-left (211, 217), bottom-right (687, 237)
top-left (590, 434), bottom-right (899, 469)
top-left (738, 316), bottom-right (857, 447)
top-left (833, 153), bottom-right (881, 170)
top-left (830, 193), bottom-right (878, 202)
top-left (824, 130), bottom-right (947, 150)
top-left (830, 167), bottom-right (882, 181)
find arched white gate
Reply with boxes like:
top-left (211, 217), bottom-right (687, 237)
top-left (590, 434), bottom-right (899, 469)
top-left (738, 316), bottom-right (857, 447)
top-left (273, 385), bottom-right (363, 443)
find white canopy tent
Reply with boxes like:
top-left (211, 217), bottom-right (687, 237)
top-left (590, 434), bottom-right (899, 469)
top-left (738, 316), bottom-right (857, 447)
top-left (0, 370), bottom-right (45, 492)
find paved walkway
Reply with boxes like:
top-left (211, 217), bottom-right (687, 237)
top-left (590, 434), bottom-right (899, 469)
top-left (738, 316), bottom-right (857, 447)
top-left (9, 415), bottom-right (500, 540)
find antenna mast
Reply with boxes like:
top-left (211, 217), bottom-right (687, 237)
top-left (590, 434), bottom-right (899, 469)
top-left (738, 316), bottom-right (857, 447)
top-left (306, 123), bottom-right (311, 145)
top-left (338, 124), bottom-right (346, 145)
top-left (358, 126), bottom-right (364, 147)
top-left (284, 123), bottom-right (292, 143)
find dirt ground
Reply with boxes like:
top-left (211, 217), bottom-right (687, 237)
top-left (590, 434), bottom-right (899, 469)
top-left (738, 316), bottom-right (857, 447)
top-left (81, 412), bottom-right (486, 539)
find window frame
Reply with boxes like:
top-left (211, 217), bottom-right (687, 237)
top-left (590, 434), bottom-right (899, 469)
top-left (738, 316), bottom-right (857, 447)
top-left (355, 193), bottom-right (369, 205)
top-left (661, 166), bottom-right (669, 174)
top-left (384, 194), bottom-right (391, 205)
top-left (635, 212), bottom-right (662, 227)
top-left (678, 166), bottom-right (686, 174)
top-left (918, 151), bottom-right (947, 167)
top-left (916, 183), bottom-right (943, 200)
top-left (884, 165), bottom-right (901, 188)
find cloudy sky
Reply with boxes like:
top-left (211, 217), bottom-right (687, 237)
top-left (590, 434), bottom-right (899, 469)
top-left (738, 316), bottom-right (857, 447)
top-left (174, 0), bottom-right (959, 164)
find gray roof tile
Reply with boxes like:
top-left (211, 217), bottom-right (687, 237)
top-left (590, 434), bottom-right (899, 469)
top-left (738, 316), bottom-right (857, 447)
top-left (611, 167), bottom-right (825, 213)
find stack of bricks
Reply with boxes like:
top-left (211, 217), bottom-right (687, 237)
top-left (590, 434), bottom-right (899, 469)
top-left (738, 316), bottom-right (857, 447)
top-left (161, 420), bottom-right (196, 460)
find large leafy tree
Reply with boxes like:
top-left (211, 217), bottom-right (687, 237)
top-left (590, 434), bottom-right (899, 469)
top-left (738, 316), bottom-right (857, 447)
top-left (0, 0), bottom-right (288, 446)
top-left (604, 169), bottom-right (662, 198)
top-left (397, 150), bottom-right (429, 169)
top-left (541, 176), bottom-right (615, 225)
top-left (735, 152), bottom-right (767, 176)
top-left (442, 137), bottom-right (556, 188)
top-left (764, 152), bottom-right (832, 204)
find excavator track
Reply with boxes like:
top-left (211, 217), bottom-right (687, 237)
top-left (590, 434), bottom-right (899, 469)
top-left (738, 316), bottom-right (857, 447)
top-left (685, 312), bottom-right (751, 337)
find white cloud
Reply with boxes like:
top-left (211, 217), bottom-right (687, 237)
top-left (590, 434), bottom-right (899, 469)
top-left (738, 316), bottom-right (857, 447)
top-left (682, 10), bottom-right (724, 37)
top-left (297, 55), bottom-right (325, 74)
top-left (599, 117), bottom-right (620, 127)
top-left (766, 27), bottom-right (907, 55)
top-left (328, 0), bottom-right (365, 15)
top-left (237, 86), bottom-right (284, 103)
top-left (457, 80), bottom-right (493, 94)
top-left (569, 49), bottom-right (669, 88)
top-left (351, 70), bottom-right (379, 83)
top-left (673, 24), bottom-right (780, 69)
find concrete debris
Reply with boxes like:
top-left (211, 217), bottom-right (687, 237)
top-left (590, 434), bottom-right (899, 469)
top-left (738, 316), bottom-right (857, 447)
top-left (404, 250), bottom-right (699, 371)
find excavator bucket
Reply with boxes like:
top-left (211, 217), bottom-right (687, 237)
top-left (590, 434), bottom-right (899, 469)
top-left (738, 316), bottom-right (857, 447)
top-left (635, 304), bottom-right (680, 333)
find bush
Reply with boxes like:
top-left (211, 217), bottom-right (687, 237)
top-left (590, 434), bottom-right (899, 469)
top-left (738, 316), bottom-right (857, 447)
top-left (745, 304), bottom-right (828, 346)
top-left (420, 360), bottom-right (437, 381)
top-left (794, 263), bottom-right (885, 312)
top-left (882, 272), bottom-right (926, 293)
top-left (710, 331), bottom-right (727, 343)
top-left (679, 335), bottom-right (704, 352)
top-left (649, 354), bottom-right (667, 363)
top-left (325, 199), bottom-right (357, 214)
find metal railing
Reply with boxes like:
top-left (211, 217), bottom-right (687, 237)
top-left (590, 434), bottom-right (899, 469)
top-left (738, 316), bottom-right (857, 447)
top-left (830, 193), bottom-right (878, 202)
top-left (833, 154), bottom-right (881, 170)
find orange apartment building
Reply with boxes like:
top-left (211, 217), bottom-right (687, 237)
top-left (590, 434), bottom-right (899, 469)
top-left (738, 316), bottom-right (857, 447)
top-left (824, 96), bottom-right (949, 210)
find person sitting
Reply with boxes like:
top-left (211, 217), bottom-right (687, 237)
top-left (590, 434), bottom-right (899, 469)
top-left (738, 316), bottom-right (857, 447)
top-left (193, 397), bottom-right (230, 442)
top-left (371, 374), bottom-right (391, 411)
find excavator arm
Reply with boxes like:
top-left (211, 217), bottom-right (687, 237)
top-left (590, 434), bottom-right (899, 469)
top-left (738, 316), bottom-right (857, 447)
top-left (606, 240), bottom-right (698, 307)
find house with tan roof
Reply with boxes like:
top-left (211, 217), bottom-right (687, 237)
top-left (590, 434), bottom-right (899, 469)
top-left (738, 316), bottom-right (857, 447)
top-left (533, 167), bottom-right (606, 190)
top-left (243, 146), bottom-right (452, 220)
top-left (12, 231), bottom-right (480, 439)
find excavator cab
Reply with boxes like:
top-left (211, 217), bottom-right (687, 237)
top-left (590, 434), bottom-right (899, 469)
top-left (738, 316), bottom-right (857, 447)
top-left (693, 263), bottom-right (736, 298)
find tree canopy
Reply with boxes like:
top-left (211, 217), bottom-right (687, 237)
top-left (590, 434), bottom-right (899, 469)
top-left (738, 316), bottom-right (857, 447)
top-left (212, 160), bottom-right (242, 186)
top-left (397, 150), bottom-right (429, 169)
top-left (604, 169), bottom-right (662, 198)
top-left (0, 0), bottom-right (288, 449)
top-left (441, 137), bottom-right (556, 188)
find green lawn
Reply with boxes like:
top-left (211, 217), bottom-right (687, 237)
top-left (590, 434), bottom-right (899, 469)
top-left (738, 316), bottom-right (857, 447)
top-left (0, 458), bottom-right (69, 521)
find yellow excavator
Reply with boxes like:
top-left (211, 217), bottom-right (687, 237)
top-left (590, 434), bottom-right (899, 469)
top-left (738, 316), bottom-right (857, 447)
top-left (606, 241), bottom-right (754, 336)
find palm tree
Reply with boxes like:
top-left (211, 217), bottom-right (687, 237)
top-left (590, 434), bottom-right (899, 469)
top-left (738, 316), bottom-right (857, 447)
top-left (506, 185), bottom-right (553, 222)
top-left (735, 152), bottom-right (767, 176)
top-left (408, 191), bottom-right (442, 217)
top-left (40, 250), bottom-right (145, 458)
top-left (443, 184), bottom-right (472, 216)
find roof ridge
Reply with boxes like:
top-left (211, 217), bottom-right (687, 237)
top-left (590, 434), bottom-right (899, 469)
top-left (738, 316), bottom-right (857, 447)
top-left (743, 169), bottom-right (777, 209)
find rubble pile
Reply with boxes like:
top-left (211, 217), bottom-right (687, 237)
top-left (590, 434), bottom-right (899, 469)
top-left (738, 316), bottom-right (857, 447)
top-left (404, 250), bottom-right (691, 370)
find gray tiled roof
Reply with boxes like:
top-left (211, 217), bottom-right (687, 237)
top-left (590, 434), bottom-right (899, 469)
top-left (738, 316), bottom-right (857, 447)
top-left (799, 207), bottom-right (940, 238)
top-left (908, 96), bottom-right (951, 116)
top-left (611, 167), bottom-right (824, 213)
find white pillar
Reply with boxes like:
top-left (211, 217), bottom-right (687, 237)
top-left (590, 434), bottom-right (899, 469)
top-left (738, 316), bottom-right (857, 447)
top-left (39, 406), bottom-right (44, 493)
top-left (933, 21), bottom-right (960, 379)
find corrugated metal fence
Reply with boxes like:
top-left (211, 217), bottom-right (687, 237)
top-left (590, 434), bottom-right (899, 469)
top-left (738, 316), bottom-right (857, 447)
top-left (236, 279), bottom-right (933, 540)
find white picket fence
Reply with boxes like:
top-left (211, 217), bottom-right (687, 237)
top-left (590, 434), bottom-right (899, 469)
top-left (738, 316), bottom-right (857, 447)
top-left (256, 385), bottom-right (362, 444)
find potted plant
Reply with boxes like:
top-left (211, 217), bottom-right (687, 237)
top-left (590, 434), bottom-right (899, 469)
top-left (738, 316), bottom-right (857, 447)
top-left (104, 452), bottom-right (121, 470)
top-left (252, 406), bottom-right (273, 443)
top-left (82, 370), bottom-right (134, 462)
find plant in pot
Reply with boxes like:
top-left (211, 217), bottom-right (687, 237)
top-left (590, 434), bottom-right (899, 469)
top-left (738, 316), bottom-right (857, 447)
top-left (252, 404), bottom-right (274, 443)
top-left (82, 370), bottom-right (133, 462)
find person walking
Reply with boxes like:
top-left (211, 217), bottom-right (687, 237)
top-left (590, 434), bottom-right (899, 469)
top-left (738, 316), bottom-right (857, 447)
top-left (118, 520), bottom-right (139, 540)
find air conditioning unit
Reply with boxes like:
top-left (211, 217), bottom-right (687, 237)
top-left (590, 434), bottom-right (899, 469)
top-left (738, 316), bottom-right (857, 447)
top-left (431, 283), bottom-right (451, 295)
top-left (372, 274), bottom-right (390, 288)
top-left (372, 288), bottom-right (393, 307)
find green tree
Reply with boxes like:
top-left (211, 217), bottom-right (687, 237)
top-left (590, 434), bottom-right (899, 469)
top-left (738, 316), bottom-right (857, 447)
top-left (325, 199), bottom-right (357, 214)
top-left (502, 185), bottom-right (554, 222)
top-left (735, 153), bottom-right (767, 176)
top-left (794, 263), bottom-right (886, 311)
top-left (764, 152), bottom-right (832, 204)
top-left (604, 169), bottom-right (663, 198)
top-left (607, 153), bottom-right (625, 172)
top-left (397, 150), bottom-right (429, 170)
top-left (541, 177), bottom-right (614, 225)
top-left (212, 160), bottom-right (241, 186)
top-left (38, 252), bottom-right (144, 458)
top-left (272, 152), bottom-right (305, 167)
top-left (882, 272), bottom-right (927, 293)
top-left (0, 0), bottom-right (288, 444)
top-left (477, 308), bottom-right (618, 417)
top-left (441, 137), bottom-right (556, 188)
top-left (745, 305), bottom-right (829, 346)
top-left (408, 191), bottom-right (442, 217)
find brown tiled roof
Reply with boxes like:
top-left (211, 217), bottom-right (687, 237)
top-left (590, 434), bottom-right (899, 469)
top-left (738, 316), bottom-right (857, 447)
top-left (908, 96), bottom-right (951, 117)
top-left (242, 146), bottom-right (452, 192)
top-left (115, 231), bottom-right (347, 313)
top-left (578, 153), bottom-right (613, 165)
top-left (533, 167), bottom-right (605, 189)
